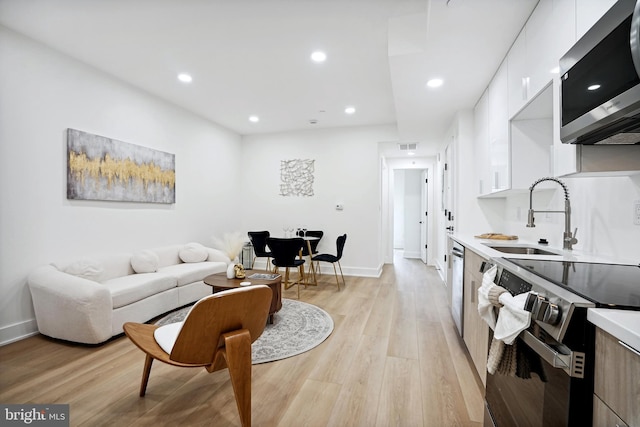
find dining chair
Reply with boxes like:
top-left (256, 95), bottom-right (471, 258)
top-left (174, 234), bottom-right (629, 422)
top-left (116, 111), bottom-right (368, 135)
top-left (247, 231), bottom-right (272, 270)
top-left (267, 237), bottom-right (306, 299)
top-left (123, 285), bottom-right (272, 427)
top-left (296, 230), bottom-right (323, 281)
top-left (312, 234), bottom-right (347, 290)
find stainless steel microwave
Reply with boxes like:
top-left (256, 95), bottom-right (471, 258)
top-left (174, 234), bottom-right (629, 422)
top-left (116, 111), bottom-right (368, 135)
top-left (560, 0), bottom-right (640, 145)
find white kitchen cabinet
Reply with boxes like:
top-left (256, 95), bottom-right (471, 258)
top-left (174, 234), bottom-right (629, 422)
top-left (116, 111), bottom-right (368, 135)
top-left (474, 89), bottom-right (490, 196)
top-left (508, 0), bottom-right (576, 118)
top-left (477, 60), bottom-right (510, 197)
top-left (488, 61), bottom-right (509, 193)
top-left (479, 83), bottom-right (554, 198)
top-left (576, 0), bottom-right (617, 39)
top-left (507, 29), bottom-right (528, 118)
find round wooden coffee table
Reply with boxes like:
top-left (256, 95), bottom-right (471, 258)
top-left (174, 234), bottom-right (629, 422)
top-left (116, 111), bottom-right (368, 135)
top-left (204, 270), bottom-right (282, 324)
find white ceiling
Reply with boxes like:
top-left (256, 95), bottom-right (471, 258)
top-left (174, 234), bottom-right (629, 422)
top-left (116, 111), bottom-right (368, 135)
top-left (0, 0), bottom-right (537, 157)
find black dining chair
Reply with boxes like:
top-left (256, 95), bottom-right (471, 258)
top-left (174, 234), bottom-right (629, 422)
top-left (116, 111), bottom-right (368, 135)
top-left (312, 234), bottom-right (346, 290)
top-left (247, 231), bottom-right (272, 271)
top-left (266, 237), bottom-right (306, 299)
top-left (296, 230), bottom-right (323, 280)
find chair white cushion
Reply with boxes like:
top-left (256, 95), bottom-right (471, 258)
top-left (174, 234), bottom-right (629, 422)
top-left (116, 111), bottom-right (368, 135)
top-left (131, 250), bottom-right (160, 273)
top-left (179, 243), bottom-right (209, 263)
top-left (154, 321), bottom-right (183, 354)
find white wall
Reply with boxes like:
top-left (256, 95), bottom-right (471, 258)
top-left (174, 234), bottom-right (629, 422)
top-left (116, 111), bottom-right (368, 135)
top-left (239, 125), bottom-right (398, 277)
top-left (0, 27), bottom-right (243, 344)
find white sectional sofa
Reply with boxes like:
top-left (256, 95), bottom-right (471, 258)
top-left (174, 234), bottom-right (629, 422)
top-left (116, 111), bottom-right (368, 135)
top-left (27, 242), bottom-right (231, 344)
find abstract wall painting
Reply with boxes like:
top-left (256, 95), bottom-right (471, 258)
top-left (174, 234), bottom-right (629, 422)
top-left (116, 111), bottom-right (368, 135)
top-left (280, 159), bottom-right (314, 197)
top-left (66, 129), bottom-right (176, 204)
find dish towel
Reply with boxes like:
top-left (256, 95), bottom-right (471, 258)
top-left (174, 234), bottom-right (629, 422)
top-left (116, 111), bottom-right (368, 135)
top-left (477, 265), bottom-right (500, 329)
top-left (493, 292), bottom-right (531, 345)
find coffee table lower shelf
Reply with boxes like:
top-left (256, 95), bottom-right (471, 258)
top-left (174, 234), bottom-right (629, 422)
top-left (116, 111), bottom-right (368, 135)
top-left (203, 271), bottom-right (282, 324)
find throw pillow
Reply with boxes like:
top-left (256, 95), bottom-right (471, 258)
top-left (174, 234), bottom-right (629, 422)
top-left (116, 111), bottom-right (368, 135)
top-left (207, 247), bottom-right (232, 264)
top-left (61, 258), bottom-right (104, 282)
top-left (179, 242), bottom-right (208, 263)
top-left (131, 250), bottom-right (160, 273)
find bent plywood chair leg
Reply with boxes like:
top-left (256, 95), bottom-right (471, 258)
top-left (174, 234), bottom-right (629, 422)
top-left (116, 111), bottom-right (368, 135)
top-left (223, 329), bottom-right (253, 427)
top-left (140, 354), bottom-right (154, 397)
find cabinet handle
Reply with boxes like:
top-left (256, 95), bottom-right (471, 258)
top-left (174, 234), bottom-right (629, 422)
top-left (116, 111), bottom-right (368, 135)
top-left (618, 340), bottom-right (640, 357)
top-left (471, 280), bottom-right (476, 303)
top-left (521, 76), bottom-right (530, 101)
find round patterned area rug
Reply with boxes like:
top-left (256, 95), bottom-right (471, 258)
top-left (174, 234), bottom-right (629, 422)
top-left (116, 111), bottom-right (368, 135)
top-left (155, 299), bottom-right (334, 364)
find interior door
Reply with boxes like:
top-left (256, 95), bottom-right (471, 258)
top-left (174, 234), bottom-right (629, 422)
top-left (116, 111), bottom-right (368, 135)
top-left (420, 169), bottom-right (428, 263)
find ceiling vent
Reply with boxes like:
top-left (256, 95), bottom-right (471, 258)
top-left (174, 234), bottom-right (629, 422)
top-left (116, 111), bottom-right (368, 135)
top-left (398, 143), bottom-right (418, 151)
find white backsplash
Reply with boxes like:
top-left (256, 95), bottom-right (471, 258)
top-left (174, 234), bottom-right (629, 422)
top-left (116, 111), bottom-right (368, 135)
top-left (503, 174), bottom-right (640, 263)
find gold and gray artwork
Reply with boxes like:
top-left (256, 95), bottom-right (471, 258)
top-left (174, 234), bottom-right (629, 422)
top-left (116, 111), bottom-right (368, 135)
top-left (66, 129), bottom-right (175, 204)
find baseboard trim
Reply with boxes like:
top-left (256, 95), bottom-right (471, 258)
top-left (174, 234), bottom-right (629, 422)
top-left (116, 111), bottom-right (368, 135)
top-left (0, 318), bottom-right (38, 346)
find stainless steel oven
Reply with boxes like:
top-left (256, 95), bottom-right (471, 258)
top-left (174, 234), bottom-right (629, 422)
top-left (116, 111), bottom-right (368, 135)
top-left (484, 257), bottom-right (640, 427)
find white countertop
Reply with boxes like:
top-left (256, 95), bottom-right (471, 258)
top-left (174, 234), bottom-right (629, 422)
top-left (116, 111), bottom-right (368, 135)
top-left (450, 233), bottom-right (640, 350)
top-left (588, 309), bottom-right (640, 352)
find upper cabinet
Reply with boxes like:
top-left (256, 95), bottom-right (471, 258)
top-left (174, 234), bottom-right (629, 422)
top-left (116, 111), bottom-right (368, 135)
top-left (508, 0), bottom-right (576, 118)
top-left (576, 0), bottom-right (618, 39)
top-left (476, 60), bottom-right (509, 196)
top-left (488, 61), bottom-right (510, 193)
top-left (475, 0), bottom-right (639, 195)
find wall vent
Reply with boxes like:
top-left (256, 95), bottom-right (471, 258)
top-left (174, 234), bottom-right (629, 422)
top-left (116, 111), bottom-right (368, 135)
top-left (398, 143), bottom-right (418, 151)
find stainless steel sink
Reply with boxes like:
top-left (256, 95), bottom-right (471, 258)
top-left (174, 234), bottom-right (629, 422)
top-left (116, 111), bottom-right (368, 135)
top-left (486, 245), bottom-right (560, 256)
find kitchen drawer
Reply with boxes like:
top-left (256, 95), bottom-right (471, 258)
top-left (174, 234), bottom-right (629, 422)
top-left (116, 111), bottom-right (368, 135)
top-left (593, 395), bottom-right (628, 427)
top-left (594, 328), bottom-right (640, 426)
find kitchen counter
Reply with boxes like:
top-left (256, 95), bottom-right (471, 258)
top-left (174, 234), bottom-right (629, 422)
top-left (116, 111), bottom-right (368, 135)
top-left (450, 233), bottom-right (640, 354)
top-left (588, 309), bottom-right (640, 353)
top-left (450, 233), bottom-right (637, 265)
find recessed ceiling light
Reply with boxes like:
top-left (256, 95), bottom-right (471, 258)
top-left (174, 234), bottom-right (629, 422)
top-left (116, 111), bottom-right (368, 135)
top-left (426, 78), bottom-right (444, 88)
top-left (311, 51), bottom-right (327, 63)
top-left (177, 73), bottom-right (192, 83)
top-left (345, 106), bottom-right (356, 114)
top-left (249, 115), bottom-right (260, 123)
top-left (588, 84), bottom-right (601, 91)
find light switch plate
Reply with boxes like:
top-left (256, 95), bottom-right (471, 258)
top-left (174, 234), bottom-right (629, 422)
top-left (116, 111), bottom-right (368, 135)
top-left (635, 200), bottom-right (640, 225)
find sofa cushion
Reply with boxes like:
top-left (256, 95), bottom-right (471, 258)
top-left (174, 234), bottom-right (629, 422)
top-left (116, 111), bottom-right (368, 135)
top-left (158, 262), bottom-right (225, 287)
top-left (131, 250), bottom-right (160, 274)
top-left (207, 248), bottom-right (232, 264)
top-left (57, 258), bottom-right (104, 282)
top-left (179, 242), bottom-right (209, 263)
top-left (103, 273), bottom-right (177, 308)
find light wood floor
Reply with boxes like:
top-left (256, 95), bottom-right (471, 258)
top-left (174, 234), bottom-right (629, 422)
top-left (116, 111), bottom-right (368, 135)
top-left (0, 253), bottom-right (484, 426)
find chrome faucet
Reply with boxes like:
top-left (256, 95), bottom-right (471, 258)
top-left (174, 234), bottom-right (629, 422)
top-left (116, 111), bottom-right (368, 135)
top-left (526, 177), bottom-right (578, 250)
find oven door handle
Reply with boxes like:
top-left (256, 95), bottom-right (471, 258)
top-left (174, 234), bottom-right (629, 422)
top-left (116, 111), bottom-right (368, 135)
top-left (520, 330), bottom-right (585, 378)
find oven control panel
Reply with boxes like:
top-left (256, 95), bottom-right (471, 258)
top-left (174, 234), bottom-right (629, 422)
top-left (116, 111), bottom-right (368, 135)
top-left (497, 268), bottom-right (531, 295)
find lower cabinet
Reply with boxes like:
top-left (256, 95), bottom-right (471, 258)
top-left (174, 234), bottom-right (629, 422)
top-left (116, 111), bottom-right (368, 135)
top-left (463, 248), bottom-right (490, 386)
top-left (593, 395), bottom-right (628, 427)
top-left (594, 328), bottom-right (640, 426)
